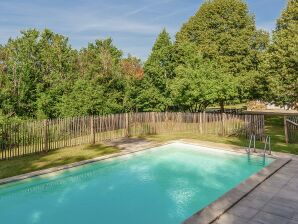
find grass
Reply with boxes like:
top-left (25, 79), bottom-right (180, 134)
top-left (264, 116), bottom-right (298, 154)
top-left (144, 115), bottom-right (298, 155)
top-left (0, 143), bottom-right (120, 179)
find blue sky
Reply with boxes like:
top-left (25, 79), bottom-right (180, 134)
top-left (0, 0), bottom-right (287, 60)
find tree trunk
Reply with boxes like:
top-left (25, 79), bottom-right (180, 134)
top-left (220, 101), bottom-right (225, 113)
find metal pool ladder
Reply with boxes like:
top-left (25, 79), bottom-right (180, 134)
top-left (263, 136), bottom-right (272, 156)
top-left (247, 134), bottom-right (256, 154)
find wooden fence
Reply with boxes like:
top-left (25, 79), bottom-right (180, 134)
top-left (0, 112), bottom-right (264, 160)
top-left (285, 116), bottom-right (298, 144)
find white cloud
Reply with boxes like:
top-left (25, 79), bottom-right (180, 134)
top-left (124, 0), bottom-right (175, 16)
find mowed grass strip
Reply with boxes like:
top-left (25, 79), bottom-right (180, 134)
top-left (0, 143), bottom-right (120, 179)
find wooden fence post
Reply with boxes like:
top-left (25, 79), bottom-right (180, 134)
top-left (221, 113), bottom-right (226, 136)
top-left (151, 112), bottom-right (156, 134)
top-left (90, 116), bottom-right (95, 144)
top-left (259, 115), bottom-right (264, 141)
top-left (284, 116), bottom-right (289, 144)
top-left (125, 113), bottom-right (130, 137)
top-left (202, 111), bottom-right (206, 134)
top-left (44, 119), bottom-right (49, 152)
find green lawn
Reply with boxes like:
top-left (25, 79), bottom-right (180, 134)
top-left (0, 143), bottom-right (119, 179)
top-left (264, 116), bottom-right (298, 154)
top-left (144, 116), bottom-right (298, 155)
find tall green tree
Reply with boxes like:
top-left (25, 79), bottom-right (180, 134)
top-left (36, 29), bottom-right (78, 118)
top-left (0, 30), bottom-right (41, 117)
top-left (139, 29), bottom-right (173, 111)
top-left (58, 38), bottom-right (126, 116)
top-left (265, 0), bottom-right (298, 108)
top-left (176, 0), bottom-right (269, 106)
top-left (170, 41), bottom-right (238, 111)
top-left (120, 56), bottom-right (144, 112)
top-left (0, 29), bottom-right (77, 118)
top-left (177, 0), bottom-right (262, 73)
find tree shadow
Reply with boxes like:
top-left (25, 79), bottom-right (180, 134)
top-left (0, 144), bottom-right (119, 179)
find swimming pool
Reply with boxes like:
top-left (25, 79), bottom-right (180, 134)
top-left (0, 143), bottom-right (273, 224)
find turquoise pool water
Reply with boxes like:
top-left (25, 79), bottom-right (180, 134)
top-left (0, 143), bottom-right (273, 224)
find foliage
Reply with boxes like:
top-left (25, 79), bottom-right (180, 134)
top-left (138, 29), bottom-right (173, 111)
top-left (58, 38), bottom-right (126, 116)
top-left (121, 56), bottom-right (144, 112)
top-left (0, 0), bottom-right (296, 120)
top-left (265, 0), bottom-right (298, 108)
top-left (0, 29), bottom-right (77, 119)
top-left (169, 41), bottom-right (238, 111)
top-left (176, 0), bottom-right (269, 103)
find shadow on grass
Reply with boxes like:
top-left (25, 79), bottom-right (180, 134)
top-left (0, 144), bottom-right (120, 179)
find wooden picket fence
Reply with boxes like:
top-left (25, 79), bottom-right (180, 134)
top-left (0, 112), bottom-right (265, 160)
top-left (285, 116), bottom-right (298, 144)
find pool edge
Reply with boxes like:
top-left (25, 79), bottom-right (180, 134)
top-left (182, 157), bottom-right (292, 224)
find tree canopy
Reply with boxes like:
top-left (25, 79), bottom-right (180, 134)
top-left (265, 0), bottom-right (298, 108)
top-left (0, 0), bottom-right (296, 121)
top-left (176, 0), bottom-right (270, 105)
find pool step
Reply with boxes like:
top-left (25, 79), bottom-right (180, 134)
top-left (247, 154), bottom-right (266, 167)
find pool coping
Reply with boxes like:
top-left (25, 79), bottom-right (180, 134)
top-left (0, 139), bottom-right (291, 224)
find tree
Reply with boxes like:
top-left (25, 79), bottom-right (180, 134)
top-left (169, 41), bottom-right (238, 112)
top-left (176, 0), bottom-right (269, 106)
top-left (265, 0), bottom-right (298, 108)
top-left (120, 56), bottom-right (144, 112)
top-left (139, 29), bottom-right (173, 111)
top-left (0, 29), bottom-right (41, 117)
top-left (0, 29), bottom-right (77, 118)
top-left (36, 29), bottom-right (78, 118)
top-left (57, 79), bottom-right (106, 117)
top-left (58, 38), bottom-right (126, 116)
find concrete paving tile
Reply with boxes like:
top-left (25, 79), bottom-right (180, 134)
top-left (228, 205), bottom-right (259, 219)
top-left (236, 198), bottom-right (267, 210)
top-left (277, 189), bottom-right (298, 202)
top-left (214, 213), bottom-right (249, 224)
top-left (262, 176), bottom-right (289, 188)
top-left (250, 211), bottom-right (291, 224)
top-left (276, 167), bottom-right (298, 178)
top-left (257, 183), bottom-right (281, 194)
top-left (292, 213), bottom-right (298, 221)
top-left (286, 162), bottom-right (298, 169)
top-left (247, 188), bottom-right (277, 200)
top-left (269, 173), bottom-right (293, 183)
top-left (270, 196), bottom-right (298, 209)
top-left (262, 202), bottom-right (296, 219)
top-left (245, 192), bottom-right (273, 203)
